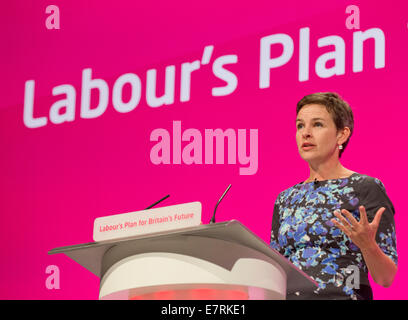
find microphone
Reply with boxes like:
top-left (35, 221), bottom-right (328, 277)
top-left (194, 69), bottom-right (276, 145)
top-left (314, 178), bottom-right (319, 186)
top-left (209, 184), bottom-right (232, 224)
top-left (145, 195), bottom-right (170, 210)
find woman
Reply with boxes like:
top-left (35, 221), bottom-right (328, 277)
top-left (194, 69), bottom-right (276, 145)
top-left (270, 92), bottom-right (398, 300)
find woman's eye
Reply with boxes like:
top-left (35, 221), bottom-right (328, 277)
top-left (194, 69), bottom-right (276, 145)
top-left (314, 122), bottom-right (323, 127)
top-left (297, 124), bottom-right (303, 129)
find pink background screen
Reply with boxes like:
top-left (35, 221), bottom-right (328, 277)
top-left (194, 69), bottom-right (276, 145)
top-left (0, 0), bottom-right (407, 299)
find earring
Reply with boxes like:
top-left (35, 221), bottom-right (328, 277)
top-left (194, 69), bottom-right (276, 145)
top-left (339, 145), bottom-right (343, 150)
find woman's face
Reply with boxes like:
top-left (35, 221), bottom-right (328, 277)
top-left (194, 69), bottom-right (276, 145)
top-left (296, 104), bottom-right (345, 164)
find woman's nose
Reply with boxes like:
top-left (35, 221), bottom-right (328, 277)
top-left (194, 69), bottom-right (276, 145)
top-left (302, 126), bottom-right (312, 138)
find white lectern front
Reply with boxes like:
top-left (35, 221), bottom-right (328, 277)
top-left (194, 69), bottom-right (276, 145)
top-left (49, 220), bottom-right (317, 300)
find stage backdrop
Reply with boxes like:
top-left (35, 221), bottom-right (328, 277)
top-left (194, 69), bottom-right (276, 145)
top-left (1, 0), bottom-right (407, 299)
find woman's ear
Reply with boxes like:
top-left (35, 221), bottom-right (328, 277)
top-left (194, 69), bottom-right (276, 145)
top-left (337, 127), bottom-right (351, 145)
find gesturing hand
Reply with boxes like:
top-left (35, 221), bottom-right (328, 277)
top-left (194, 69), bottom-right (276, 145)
top-left (331, 205), bottom-right (385, 251)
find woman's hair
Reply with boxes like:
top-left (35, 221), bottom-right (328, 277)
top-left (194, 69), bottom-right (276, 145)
top-left (296, 92), bottom-right (354, 158)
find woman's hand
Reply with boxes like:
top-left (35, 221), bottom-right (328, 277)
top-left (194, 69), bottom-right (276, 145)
top-left (331, 205), bottom-right (384, 251)
top-left (331, 205), bottom-right (397, 287)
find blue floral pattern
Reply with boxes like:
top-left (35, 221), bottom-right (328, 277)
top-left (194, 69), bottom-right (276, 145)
top-left (270, 173), bottom-right (397, 300)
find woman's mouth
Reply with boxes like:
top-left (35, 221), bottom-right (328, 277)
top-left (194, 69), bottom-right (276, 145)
top-left (302, 143), bottom-right (316, 150)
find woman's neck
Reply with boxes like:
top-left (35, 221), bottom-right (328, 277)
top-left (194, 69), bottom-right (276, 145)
top-left (305, 161), bottom-right (354, 183)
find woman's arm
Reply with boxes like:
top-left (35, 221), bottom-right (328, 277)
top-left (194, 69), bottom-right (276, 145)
top-left (332, 205), bottom-right (397, 288)
top-left (360, 239), bottom-right (397, 287)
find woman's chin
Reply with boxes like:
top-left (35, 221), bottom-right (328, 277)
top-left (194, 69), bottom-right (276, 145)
top-left (299, 152), bottom-right (320, 163)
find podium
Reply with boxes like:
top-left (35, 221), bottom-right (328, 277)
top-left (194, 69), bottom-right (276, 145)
top-left (48, 220), bottom-right (317, 299)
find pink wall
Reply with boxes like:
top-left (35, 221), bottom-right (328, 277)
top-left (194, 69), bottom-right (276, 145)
top-left (0, 0), bottom-right (407, 299)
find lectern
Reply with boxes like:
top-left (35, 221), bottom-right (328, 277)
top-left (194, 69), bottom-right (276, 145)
top-left (48, 220), bottom-right (317, 299)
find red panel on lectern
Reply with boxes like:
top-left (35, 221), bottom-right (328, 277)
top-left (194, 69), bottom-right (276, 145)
top-left (130, 288), bottom-right (248, 300)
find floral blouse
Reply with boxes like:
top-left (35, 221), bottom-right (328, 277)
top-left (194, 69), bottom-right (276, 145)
top-left (270, 172), bottom-right (398, 300)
